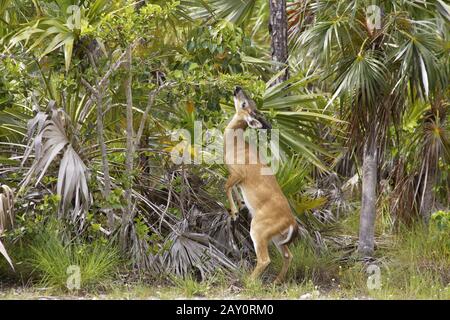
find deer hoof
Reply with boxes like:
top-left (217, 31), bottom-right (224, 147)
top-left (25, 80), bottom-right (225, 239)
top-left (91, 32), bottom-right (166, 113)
top-left (239, 206), bottom-right (249, 215)
top-left (273, 277), bottom-right (284, 285)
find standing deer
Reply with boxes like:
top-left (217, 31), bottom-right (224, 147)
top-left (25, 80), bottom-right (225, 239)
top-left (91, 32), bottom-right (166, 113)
top-left (224, 86), bottom-right (298, 283)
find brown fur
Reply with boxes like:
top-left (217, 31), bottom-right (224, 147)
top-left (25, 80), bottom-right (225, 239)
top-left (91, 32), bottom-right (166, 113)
top-left (223, 88), bottom-right (298, 283)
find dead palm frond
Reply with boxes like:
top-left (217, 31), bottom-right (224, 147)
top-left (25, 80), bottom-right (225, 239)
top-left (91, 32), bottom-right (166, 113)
top-left (0, 184), bottom-right (14, 233)
top-left (0, 184), bottom-right (14, 270)
top-left (207, 210), bottom-right (254, 267)
top-left (20, 102), bottom-right (90, 226)
top-left (0, 239), bottom-right (13, 270)
top-left (157, 220), bottom-right (237, 280)
top-left (121, 166), bottom-right (243, 278)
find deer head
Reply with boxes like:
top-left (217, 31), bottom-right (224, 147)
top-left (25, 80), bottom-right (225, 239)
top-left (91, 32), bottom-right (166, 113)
top-left (233, 86), bottom-right (271, 130)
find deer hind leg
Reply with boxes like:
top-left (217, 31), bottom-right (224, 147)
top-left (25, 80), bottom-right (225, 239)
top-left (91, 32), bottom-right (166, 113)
top-left (249, 224), bottom-right (271, 280)
top-left (272, 239), bottom-right (293, 284)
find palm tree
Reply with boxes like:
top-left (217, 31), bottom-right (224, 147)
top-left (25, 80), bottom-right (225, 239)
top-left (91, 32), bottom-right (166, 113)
top-left (5, 0), bottom-right (117, 225)
top-left (292, 0), bottom-right (448, 255)
top-left (390, 97), bottom-right (450, 224)
top-left (7, 0), bottom-right (113, 71)
top-left (269, 0), bottom-right (289, 83)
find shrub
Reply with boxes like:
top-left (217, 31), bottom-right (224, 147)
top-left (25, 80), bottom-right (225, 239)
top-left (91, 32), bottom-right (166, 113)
top-left (431, 210), bottom-right (450, 231)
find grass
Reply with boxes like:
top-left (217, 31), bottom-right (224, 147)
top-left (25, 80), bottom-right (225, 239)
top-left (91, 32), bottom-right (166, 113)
top-left (269, 240), bottom-right (339, 285)
top-left (1, 212), bottom-right (449, 299)
top-left (170, 275), bottom-right (214, 298)
top-left (31, 225), bottom-right (120, 291)
top-left (370, 223), bottom-right (450, 299)
top-left (329, 214), bottom-right (450, 299)
top-left (104, 221), bottom-right (449, 300)
top-left (0, 221), bottom-right (120, 292)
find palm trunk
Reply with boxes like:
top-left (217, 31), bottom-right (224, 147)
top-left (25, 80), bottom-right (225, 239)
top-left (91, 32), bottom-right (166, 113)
top-left (358, 134), bottom-right (378, 257)
top-left (420, 161), bottom-right (437, 224)
top-left (269, 0), bottom-right (289, 84)
top-left (121, 46), bottom-right (134, 251)
top-left (96, 90), bottom-right (114, 230)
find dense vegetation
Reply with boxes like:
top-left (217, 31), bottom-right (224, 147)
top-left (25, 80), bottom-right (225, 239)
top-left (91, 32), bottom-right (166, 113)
top-left (0, 0), bottom-right (449, 299)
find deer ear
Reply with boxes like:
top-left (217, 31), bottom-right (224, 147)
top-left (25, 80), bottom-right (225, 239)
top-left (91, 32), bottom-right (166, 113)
top-left (245, 115), bottom-right (263, 129)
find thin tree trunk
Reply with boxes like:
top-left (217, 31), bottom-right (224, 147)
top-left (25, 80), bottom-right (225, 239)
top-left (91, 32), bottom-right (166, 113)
top-left (135, 87), bottom-right (158, 177)
top-left (358, 133), bottom-right (378, 257)
top-left (96, 90), bottom-right (114, 230)
top-left (420, 161), bottom-right (437, 224)
top-left (82, 44), bottom-right (139, 232)
top-left (121, 46), bottom-right (134, 251)
top-left (269, 0), bottom-right (289, 84)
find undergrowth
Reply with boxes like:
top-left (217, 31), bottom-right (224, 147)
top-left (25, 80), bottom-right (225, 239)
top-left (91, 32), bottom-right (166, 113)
top-left (1, 212), bottom-right (449, 299)
top-left (0, 220), bottom-right (120, 292)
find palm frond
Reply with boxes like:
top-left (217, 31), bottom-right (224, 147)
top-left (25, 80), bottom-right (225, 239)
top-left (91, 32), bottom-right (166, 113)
top-left (391, 26), bottom-right (442, 97)
top-left (436, 0), bottom-right (450, 22)
top-left (331, 49), bottom-right (387, 111)
top-left (158, 220), bottom-right (237, 280)
top-left (262, 76), bottom-right (341, 171)
top-left (276, 155), bottom-right (309, 196)
top-left (20, 103), bottom-right (90, 225)
top-left (0, 184), bottom-right (14, 233)
top-left (0, 239), bottom-right (13, 270)
top-left (191, 0), bottom-right (257, 26)
top-left (0, 184), bottom-right (14, 270)
top-left (7, 0), bottom-right (112, 71)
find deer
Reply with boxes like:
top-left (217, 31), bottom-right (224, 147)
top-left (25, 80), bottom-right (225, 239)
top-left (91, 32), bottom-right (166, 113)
top-left (223, 86), bottom-right (299, 283)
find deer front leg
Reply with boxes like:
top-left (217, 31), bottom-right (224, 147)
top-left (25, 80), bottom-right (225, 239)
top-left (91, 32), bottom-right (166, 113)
top-left (225, 174), bottom-right (241, 221)
top-left (233, 187), bottom-right (246, 211)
